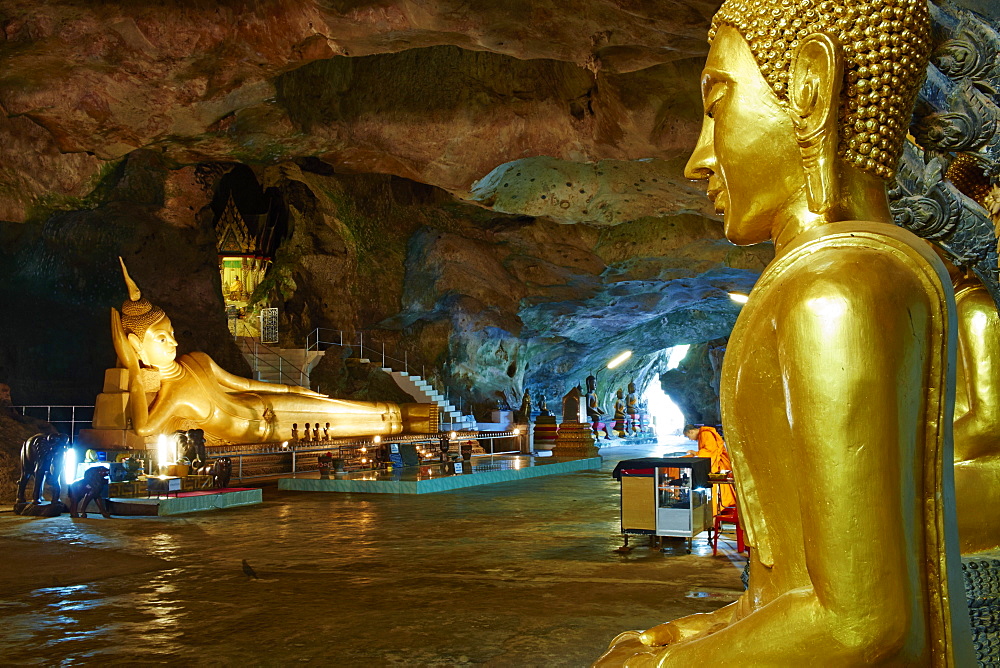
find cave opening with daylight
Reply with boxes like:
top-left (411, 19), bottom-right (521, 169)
top-left (641, 344), bottom-right (690, 439)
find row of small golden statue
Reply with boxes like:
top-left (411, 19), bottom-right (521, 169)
top-left (594, 0), bottom-right (995, 664)
top-left (290, 422), bottom-right (333, 442)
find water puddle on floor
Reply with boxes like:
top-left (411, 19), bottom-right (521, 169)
top-left (685, 589), bottom-right (741, 602)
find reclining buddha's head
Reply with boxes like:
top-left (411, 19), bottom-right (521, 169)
top-left (118, 258), bottom-right (177, 369)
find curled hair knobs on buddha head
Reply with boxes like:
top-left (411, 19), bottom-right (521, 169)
top-left (709, 0), bottom-right (932, 180)
top-left (118, 256), bottom-right (165, 340)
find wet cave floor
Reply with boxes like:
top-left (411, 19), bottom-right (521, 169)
top-left (0, 440), bottom-right (744, 667)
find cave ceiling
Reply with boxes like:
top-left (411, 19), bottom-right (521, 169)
top-left (0, 0), bottom-right (771, 411)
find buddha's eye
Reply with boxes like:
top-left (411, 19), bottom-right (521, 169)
top-left (704, 81), bottom-right (726, 120)
top-left (706, 97), bottom-right (721, 120)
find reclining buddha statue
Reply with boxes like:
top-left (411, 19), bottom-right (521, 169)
top-left (88, 259), bottom-right (435, 445)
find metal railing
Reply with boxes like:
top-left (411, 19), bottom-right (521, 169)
top-left (306, 327), bottom-right (468, 418)
top-left (236, 336), bottom-right (310, 386)
top-left (9, 405), bottom-right (94, 442)
top-left (185, 430), bottom-right (523, 481)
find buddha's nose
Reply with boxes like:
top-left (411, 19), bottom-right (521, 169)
top-left (685, 121), bottom-right (716, 181)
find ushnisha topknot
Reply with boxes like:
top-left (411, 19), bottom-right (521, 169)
top-left (118, 257), bottom-right (165, 340)
top-left (709, 0), bottom-right (932, 180)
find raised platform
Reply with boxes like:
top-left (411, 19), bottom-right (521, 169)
top-left (279, 454), bottom-right (603, 494)
top-left (106, 488), bottom-right (263, 516)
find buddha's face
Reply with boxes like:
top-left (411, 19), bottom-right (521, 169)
top-left (685, 26), bottom-right (807, 245)
top-left (130, 316), bottom-right (178, 369)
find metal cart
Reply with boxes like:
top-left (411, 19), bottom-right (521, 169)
top-left (612, 457), bottom-right (712, 552)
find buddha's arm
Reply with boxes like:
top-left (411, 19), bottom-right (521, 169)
top-left (194, 353), bottom-right (326, 397)
top-left (110, 309), bottom-right (177, 437)
top-left (953, 288), bottom-right (1000, 462)
top-left (626, 263), bottom-right (922, 665)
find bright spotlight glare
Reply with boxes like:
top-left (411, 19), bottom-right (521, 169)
top-left (62, 447), bottom-right (78, 484)
top-left (607, 350), bottom-right (632, 369)
top-left (373, 435), bottom-right (382, 443)
top-left (728, 292), bottom-right (749, 304)
top-left (157, 434), bottom-right (173, 469)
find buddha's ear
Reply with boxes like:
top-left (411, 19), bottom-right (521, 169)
top-left (127, 332), bottom-right (144, 357)
top-left (788, 32), bottom-right (843, 216)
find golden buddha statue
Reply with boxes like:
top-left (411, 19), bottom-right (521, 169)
top-left (90, 259), bottom-right (435, 445)
top-left (595, 0), bottom-right (974, 664)
top-left (939, 260), bottom-right (1000, 555)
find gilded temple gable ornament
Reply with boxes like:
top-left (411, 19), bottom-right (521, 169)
top-left (215, 193), bottom-right (252, 255)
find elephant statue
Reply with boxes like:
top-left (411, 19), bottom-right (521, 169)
top-left (183, 429), bottom-right (207, 470)
top-left (211, 457), bottom-right (233, 489)
top-left (68, 466), bottom-right (111, 518)
top-left (16, 432), bottom-right (69, 506)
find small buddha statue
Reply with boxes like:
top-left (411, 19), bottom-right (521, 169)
top-left (585, 375), bottom-right (610, 440)
top-left (99, 259), bottom-right (436, 444)
top-left (537, 393), bottom-right (551, 416)
top-left (596, 0), bottom-right (973, 664)
top-left (625, 382), bottom-right (639, 435)
top-left (517, 389), bottom-right (532, 423)
top-left (612, 389), bottom-right (626, 437)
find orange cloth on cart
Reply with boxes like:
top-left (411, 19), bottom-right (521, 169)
top-left (694, 426), bottom-right (736, 509)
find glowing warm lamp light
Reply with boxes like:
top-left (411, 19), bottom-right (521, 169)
top-left (607, 350), bottom-right (632, 369)
top-left (449, 431), bottom-right (457, 440)
top-left (513, 427), bottom-right (521, 436)
top-left (729, 292), bottom-right (750, 304)
top-left (373, 435), bottom-right (382, 444)
top-left (282, 441), bottom-right (289, 449)
top-left (157, 434), bottom-right (173, 470)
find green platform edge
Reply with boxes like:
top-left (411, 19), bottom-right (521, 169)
top-left (154, 489), bottom-right (263, 515)
top-left (278, 457), bottom-right (603, 494)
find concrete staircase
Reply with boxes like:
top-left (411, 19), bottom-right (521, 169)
top-left (240, 334), bottom-right (474, 431)
top-left (241, 344), bottom-right (325, 387)
top-left (382, 368), bottom-right (475, 430)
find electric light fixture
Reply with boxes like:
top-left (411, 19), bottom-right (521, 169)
top-left (728, 292), bottom-right (750, 304)
top-left (607, 350), bottom-right (632, 369)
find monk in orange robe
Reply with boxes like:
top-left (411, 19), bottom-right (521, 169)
top-left (684, 424), bottom-right (736, 510)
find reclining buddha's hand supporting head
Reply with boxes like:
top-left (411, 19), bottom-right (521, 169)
top-left (684, 0), bottom-right (931, 250)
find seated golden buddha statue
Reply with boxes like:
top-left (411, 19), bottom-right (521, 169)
top-left (91, 259), bottom-right (435, 445)
top-left (596, 0), bottom-right (974, 664)
top-left (944, 263), bottom-right (1000, 555)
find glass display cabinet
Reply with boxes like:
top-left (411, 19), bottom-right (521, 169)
top-left (612, 457), bottom-right (712, 552)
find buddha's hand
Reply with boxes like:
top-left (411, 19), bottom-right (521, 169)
top-left (110, 308), bottom-right (140, 376)
top-left (593, 630), bottom-right (664, 667)
top-left (639, 616), bottom-right (728, 647)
